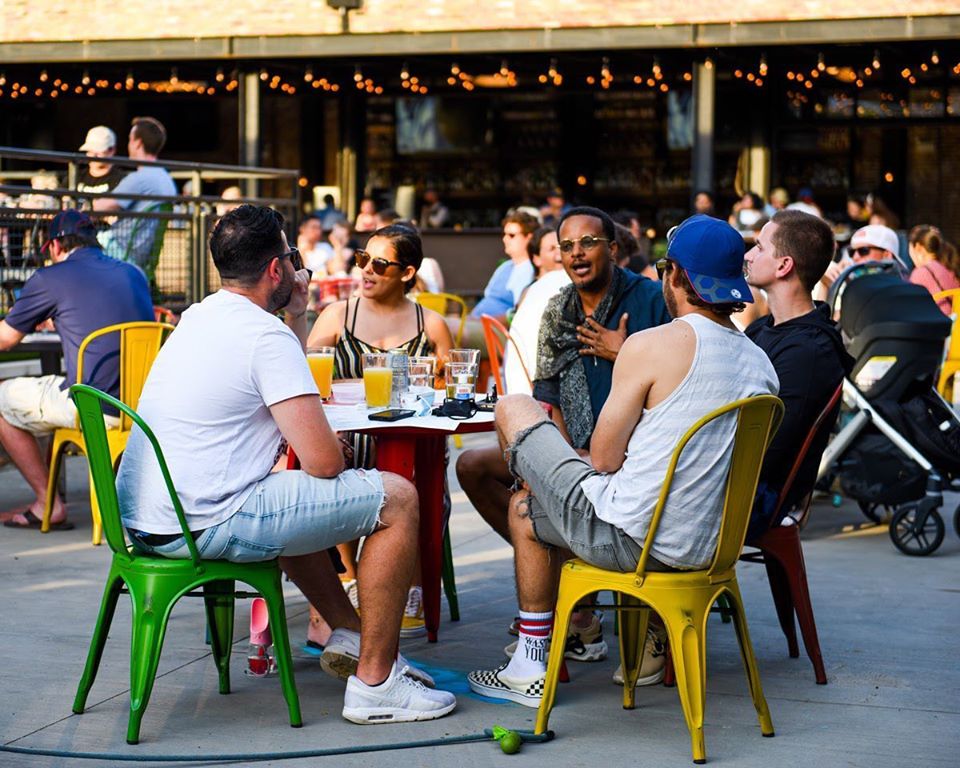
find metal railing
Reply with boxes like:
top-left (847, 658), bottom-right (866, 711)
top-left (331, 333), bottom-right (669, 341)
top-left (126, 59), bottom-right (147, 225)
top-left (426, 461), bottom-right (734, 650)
top-left (0, 147), bottom-right (301, 313)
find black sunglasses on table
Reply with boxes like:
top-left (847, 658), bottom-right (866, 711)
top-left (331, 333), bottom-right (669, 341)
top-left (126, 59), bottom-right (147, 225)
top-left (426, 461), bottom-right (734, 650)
top-left (355, 249), bottom-right (404, 275)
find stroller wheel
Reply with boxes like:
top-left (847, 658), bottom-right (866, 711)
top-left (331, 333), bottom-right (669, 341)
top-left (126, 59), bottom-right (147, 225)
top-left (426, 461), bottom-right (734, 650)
top-left (890, 505), bottom-right (945, 556)
top-left (858, 501), bottom-right (894, 524)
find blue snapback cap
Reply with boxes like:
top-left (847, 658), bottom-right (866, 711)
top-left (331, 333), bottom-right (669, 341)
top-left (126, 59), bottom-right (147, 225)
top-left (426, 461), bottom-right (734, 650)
top-left (41, 209), bottom-right (97, 252)
top-left (666, 214), bottom-right (752, 304)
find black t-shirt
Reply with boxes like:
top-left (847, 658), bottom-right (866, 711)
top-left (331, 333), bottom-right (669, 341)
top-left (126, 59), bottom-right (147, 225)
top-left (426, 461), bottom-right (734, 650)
top-left (76, 167), bottom-right (127, 197)
top-left (746, 303), bottom-right (854, 511)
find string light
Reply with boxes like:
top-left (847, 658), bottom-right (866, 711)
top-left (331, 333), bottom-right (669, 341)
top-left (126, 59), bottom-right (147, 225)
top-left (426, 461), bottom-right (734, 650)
top-left (81, 70), bottom-right (90, 86)
top-left (817, 52), bottom-right (825, 71)
top-left (931, 50), bottom-right (939, 65)
top-left (872, 49), bottom-right (881, 69)
top-left (759, 54), bottom-right (768, 77)
top-left (216, 67), bottom-right (225, 82)
top-left (39, 70), bottom-right (48, 82)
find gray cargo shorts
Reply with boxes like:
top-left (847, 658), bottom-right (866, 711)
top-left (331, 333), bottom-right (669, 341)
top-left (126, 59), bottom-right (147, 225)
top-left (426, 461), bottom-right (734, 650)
top-left (505, 419), bottom-right (644, 573)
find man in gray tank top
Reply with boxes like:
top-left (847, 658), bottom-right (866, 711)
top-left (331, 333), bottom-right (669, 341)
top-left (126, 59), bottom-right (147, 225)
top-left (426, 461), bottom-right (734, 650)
top-left (468, 215), bottom-right (778, 707)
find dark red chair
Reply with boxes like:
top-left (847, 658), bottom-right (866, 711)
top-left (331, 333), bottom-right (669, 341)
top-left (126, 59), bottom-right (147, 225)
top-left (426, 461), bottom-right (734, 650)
top-left (738, 383), bottom-right (843, 684)
top-left (665, 383), bottom-right (842, 687)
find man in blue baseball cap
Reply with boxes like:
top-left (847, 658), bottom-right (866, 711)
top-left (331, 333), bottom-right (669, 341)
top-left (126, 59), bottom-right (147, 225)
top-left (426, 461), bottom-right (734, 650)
top-left (466, 214), bottom-right (779, 707)
top-left (0, 209), bottom-right (153, 530)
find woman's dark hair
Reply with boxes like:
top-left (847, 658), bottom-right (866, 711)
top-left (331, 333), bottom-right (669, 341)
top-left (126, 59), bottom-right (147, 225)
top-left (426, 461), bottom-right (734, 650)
top-left (556, 205), bottom-right (616, 242)
top-left (910, 225), bottom-right (960, 279)
top-left (369, 223), bottom-right (423, 293)
top-left (210, 204), bottom-right (285, 285)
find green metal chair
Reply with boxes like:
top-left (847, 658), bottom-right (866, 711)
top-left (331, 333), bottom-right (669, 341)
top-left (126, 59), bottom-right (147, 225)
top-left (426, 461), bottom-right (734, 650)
top-left (69, 384), bottom-right (302, 744)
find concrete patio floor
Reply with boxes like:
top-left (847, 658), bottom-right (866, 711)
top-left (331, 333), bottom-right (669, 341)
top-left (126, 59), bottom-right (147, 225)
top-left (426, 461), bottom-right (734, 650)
top-left (1, 432), bottom-right (958, 767)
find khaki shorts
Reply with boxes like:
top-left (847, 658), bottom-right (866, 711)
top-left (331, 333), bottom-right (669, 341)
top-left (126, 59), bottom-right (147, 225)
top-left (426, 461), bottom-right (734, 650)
top-left (0, 375), bottom-right (78, 435)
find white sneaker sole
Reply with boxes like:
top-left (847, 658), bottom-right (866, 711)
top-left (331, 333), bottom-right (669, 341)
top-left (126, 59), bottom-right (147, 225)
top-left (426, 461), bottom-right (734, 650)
top-left (503, 640), bottom-right (608, 662)
top-left (399, 624), bottom-right (427, 638)
top-left (467, 678), bottom-right (542, 708)
top-left (321, 649), bottom-right (358, 681)
top-left (613, 667), bottom-right (666, 687)
top-left (342, 700), bottom-right (456, 724)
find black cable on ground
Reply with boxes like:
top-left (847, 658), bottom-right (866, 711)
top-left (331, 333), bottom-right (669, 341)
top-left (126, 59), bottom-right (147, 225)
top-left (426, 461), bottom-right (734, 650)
top-left (0, 728), bottom-right (554, 763)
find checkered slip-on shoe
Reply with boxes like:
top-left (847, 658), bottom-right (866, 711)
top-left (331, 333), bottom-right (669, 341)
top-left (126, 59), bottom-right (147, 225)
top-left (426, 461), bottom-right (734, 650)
top-left (467, 663), bottom-right (545, 708)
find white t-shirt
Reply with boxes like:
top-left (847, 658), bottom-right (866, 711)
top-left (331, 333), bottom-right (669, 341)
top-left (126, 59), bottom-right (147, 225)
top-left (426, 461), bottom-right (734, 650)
top-left (117, 290), bottom-right (318, 534)
top-left (503, 269), bottom-right (571, 395)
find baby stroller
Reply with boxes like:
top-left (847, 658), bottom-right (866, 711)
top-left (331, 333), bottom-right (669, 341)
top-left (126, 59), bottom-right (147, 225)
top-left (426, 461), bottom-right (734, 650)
top-left (817, 262), bottom-right (960, 555)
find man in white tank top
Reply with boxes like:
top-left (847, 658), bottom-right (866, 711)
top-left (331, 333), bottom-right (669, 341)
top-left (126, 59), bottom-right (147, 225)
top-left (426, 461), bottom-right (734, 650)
top-left (468, 215), bottom-right (778, 707)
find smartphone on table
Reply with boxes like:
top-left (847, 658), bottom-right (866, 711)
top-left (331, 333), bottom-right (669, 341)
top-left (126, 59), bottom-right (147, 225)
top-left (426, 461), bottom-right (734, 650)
top-left (369, 408), bottom-right (416, 422)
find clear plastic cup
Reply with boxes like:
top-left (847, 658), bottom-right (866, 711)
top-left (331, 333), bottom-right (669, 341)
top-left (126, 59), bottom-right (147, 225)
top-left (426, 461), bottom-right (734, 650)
top-left (445, 362), bottom-right (478, 401)
top-left (449, 348), bottom-right (480, 366)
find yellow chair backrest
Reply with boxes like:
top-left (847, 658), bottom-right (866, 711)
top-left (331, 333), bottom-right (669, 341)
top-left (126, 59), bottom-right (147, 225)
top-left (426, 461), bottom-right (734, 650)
top-left (415, 292), bottom-right (468, 346)
top-left (75, 321), bottom-right (175, 432)
top-left (635, 395), bottom-right (783, 581)
top-left (934, 288), bottom-right (960, 362)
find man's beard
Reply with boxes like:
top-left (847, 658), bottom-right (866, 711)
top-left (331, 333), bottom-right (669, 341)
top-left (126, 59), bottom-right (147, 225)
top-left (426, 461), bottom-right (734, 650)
top-left (663, 279), bottom-right (679, 318)
top-left (266, 270), bottom-right (294, 314)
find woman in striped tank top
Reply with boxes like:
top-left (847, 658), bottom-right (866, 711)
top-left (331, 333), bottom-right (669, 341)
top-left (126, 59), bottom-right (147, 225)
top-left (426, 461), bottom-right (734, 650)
top-left (308, 223), bottom-right (453, 637)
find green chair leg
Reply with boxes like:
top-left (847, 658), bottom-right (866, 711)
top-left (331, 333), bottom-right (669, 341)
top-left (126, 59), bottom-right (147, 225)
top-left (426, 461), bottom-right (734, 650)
top-left (203, 580), bottom-right (236, 695)
top-left (441, 526), bottom-right (460, 622)
top-left (127, 579), bottom-right (180, 745)
top-left (255, 571), bottom-right (303, 728)
top-left (73, 572), bottom-right (124, 714)
top-left (716, 593), bottom-right (734, 623)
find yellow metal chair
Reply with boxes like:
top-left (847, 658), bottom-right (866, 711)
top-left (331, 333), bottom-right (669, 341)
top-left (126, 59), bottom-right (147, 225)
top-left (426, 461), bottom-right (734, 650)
top-left (535, 395), bottom-right (784, 764)
top-left (41, 321), bottom-right (175, 544)
top-left (934, 289), bottom-right (960, 402)
top-left (415, 291), bottom-right (469, 346)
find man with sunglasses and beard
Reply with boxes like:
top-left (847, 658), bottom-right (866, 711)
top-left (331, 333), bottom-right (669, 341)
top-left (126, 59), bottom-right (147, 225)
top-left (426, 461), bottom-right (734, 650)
top-left (467, 214), bottom-right (778, 707)
top-left (457, 206), bottom-right (669, 674)
top-left (116, 205), bottom-right (456, 725)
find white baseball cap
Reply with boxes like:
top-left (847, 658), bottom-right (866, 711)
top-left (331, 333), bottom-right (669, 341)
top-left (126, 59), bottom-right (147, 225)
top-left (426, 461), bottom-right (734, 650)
top-left (79, 125), bottom-right (116, 153)
top-left (850, 224), bottom-right (899, 258)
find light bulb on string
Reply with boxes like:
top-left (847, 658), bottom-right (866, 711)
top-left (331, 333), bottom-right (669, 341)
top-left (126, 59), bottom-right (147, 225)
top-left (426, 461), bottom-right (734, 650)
top-left (216, 67), bottom-right (225, 82)
top-left (81, 69), bottom-right (90, 85)
top-left (354, 65), bottom-right (363, 83)
top-left (169, 67), bottom-right (178, 84)
top-left (704, 57), bottom-right (714, 70)
top-left (303, 66), bottom-right (313, 83)
top-left (817, 52), bottom-right (825, 71)
top-left (260, 68), bottom-right (269, 81)
top-left (400, 62), bottom-right (409, 81)
top-left (500, 59), bottom-right (509, 77)
top-left (931, 50), bottom-right (939, 65)
top-left (872, 50), bottom-right (881, 70)
top-left (759, 54), bottom-right (768, 77)
top-left (39, 70), bottom-right (48, 82)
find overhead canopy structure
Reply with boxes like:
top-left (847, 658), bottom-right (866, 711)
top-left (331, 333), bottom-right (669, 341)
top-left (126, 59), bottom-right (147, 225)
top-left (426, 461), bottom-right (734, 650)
top-left (1, 2), bottom-right (959, 62)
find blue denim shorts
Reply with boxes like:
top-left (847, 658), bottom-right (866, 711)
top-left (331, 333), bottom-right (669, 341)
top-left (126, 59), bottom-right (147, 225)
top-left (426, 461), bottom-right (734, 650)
top-left (129, 469), bottom-right (385, 563)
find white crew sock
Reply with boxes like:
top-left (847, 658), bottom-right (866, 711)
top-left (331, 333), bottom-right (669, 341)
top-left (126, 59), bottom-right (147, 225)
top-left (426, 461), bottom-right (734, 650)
top-left (503, 609), bottom-right (553, 679)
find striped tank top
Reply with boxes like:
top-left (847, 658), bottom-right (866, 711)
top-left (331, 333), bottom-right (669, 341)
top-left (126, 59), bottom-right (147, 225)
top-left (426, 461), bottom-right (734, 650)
top-left (335, 298), bottom-right (432, 379)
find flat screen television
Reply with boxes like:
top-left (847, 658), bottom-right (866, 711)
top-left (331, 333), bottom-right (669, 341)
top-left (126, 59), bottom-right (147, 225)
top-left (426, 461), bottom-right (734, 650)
top-left (396, 96), bottom-right (489, 155)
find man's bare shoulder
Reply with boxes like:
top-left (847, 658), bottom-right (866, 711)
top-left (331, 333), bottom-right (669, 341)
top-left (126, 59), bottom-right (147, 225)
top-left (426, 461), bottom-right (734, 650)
top-left (622, 318), bottom-right (688, 353)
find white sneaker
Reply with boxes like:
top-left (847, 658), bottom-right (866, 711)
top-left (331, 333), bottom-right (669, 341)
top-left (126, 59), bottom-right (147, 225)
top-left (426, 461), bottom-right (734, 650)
top-left (343, 662), bottom-right (456, 724)
top-left (342, 578), bottom-right (360, 611)
top-left (467, 663), bottom-right (545, 708)
top-left (321, 627), bottom-right (436, 688)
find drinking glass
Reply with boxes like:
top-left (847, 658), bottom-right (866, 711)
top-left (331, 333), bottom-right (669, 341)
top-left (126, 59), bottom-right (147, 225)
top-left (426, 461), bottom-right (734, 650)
top-left (408, 355), bottom-right (437, 389)
top-left (445, 362), bottom-right (478, 401)
top-left (362, 352), bottom-right (392, 408)
top-left (449, 348), bottom-right (480, 366)
top-left (306, 346), bottom-right (335, 400)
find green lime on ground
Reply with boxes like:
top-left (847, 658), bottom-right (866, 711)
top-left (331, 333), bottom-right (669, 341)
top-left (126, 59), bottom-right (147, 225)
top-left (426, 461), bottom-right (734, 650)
top-left (499, 731), bottom-right (522, 754)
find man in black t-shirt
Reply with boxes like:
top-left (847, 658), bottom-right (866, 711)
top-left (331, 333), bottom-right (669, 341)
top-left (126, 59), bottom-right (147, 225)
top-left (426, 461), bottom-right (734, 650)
top-left (75, 126), bottom-right (126, 201)
top-left (744, 210), bottom-right (854, 538)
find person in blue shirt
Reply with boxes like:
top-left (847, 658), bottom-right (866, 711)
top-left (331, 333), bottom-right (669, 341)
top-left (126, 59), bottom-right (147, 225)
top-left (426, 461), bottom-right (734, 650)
top-left (470, 210), bottom-right (539, 319)
top-left (94, 116), bottom-right (177, 270)
top-left (0, 210), bottom-right (153, 530)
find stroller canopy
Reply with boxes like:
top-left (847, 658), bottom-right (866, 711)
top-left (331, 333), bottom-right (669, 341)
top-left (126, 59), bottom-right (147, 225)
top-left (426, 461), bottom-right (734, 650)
top-left (840, 273), bottom-right (951, 344)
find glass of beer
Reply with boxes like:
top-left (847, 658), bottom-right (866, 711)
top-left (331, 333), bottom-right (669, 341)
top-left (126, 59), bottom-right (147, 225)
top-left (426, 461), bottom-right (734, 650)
top-left (362, 352), bottom-right (392, 408)
top-left (445, 362), bottom-right (478, 401)
top-left (307, 346), bottom-right (335, 400)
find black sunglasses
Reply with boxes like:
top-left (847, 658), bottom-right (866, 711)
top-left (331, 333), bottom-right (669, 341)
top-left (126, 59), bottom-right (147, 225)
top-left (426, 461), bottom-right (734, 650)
top-left (655, 258), bottom-right (674, 279)
top-left (355, 249), bottom-right (404, 275)
top-left (258, 246), bottom-right (303, 273)
top-left (853, 246), bottom-right (879, 257)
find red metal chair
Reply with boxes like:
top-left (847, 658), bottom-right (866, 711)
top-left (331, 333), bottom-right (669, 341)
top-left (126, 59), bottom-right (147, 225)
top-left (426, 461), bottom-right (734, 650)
top-left (480, 314), bottom-right (531, 396)
top-left (665, 382), bottom-right (842, 687)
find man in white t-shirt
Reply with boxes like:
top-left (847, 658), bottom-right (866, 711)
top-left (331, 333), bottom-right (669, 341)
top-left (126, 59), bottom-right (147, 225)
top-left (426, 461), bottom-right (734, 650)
top-left (116, 205), bottom-right (455, 725)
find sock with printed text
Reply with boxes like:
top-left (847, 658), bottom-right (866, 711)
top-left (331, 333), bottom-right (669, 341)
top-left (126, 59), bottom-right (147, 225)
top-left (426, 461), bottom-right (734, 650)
top-left (503, 609), bottom-right (553, 678)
